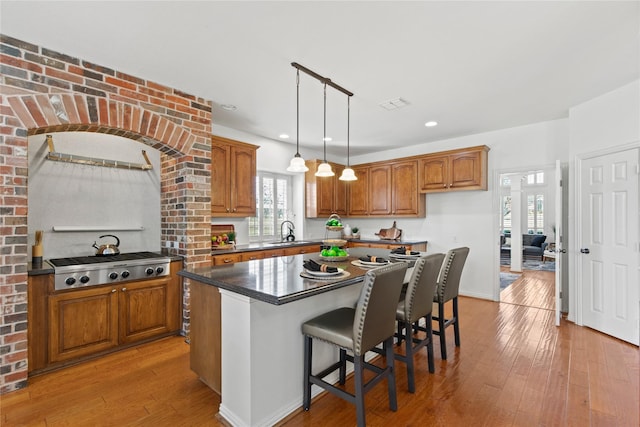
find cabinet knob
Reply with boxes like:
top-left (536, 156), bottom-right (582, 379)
top-left (443, 184), bottom-right (447, 188)
top-left (121, 287), bottom-right (127, 292)
top-left (111, 289), bottom-right (117, 293)
top-left (224, 258), bottom-right (233, 263)
top-left (226, 208), bottom-right (230, 212)
top-left (233, 208), bottom-right (237, 212)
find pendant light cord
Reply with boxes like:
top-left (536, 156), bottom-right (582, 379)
top-left (296, 69), bottom-right (300, 156)
top-left (323, 83), bottom-right (327, 162)
top-left (347, 96), bottom-right (350, 167)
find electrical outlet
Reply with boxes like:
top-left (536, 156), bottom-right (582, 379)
top-left (165, 241), bottom-right (171, 248)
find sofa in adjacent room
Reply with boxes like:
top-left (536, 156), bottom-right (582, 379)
top-left (500, 234), bottom-right (548, 260)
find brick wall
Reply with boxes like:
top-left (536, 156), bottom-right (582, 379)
top-left (0, 34), bottom-right (212, 393)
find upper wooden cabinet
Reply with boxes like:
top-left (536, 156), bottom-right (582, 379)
top-left (305, 160), bottom-right (348, 218)
top-left (211, 136), bottom-right (258, 217)
top-left (419, 145), bottom-right (489, 193)
top-left (347, 160), bottom-right (425, 218)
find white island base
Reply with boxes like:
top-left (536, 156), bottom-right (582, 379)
top-left (217, 284), bottom-right (367, 426)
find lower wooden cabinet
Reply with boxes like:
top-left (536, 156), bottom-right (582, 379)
top-left (213, 245), bottom-right (320, 264)
top-left (29, 260), bottom-right (182, 373)
top-left (348, 241), bottom-right (427, 252)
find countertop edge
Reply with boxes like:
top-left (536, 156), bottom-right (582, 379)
top-left (179, 269), bottom-right (364, 305)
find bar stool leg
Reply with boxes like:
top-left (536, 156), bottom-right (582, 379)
top-left (385, 336), bottom-right (398, 410)
top-left (425, 314), bottom-right (435, 373)
top-left (438, 302), bottom-right (447, 360)
top-left (353, 355), bottom-right (366, 427)
top-left (339, 348), bottom-right (347, 384)
top-left (453, 297), bottom-right (461, 347)
top-left (303, 335), bottom-right (312, 410)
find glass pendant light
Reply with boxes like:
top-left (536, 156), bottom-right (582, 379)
top-left (287, 69), bottom-right (309, 172)
top-left (315, 83), bottom-right (334, 177)
top-left (339, 96), bottom-right (357, 181)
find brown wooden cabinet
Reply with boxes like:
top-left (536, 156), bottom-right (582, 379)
top-left (48, 285), bottom-right (120, 363)
top-left (305, 160), bottom-right (348, 218)
top-left (419, 145), bottom-right (489, 193)
top-left (347, 160), bottom-right (425, 217)
top-left (347, 166), bottom-right (370, 216)
top-left (211, 136), bottom-right (258, 217)
top-left (29, 260), bottom-right (182, 373)
top-left (369, 164), bottom-right (392, 215)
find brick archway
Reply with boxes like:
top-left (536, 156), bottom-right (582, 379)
top-left (0, 34), bottom-right (212, 393)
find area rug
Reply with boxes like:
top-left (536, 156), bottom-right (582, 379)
top-left (501, 257), bottom-right (556, 272)
top-left (500, 272), bottom-right (522, 290)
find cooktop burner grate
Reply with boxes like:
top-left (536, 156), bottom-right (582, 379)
top-left (48, 251), bottom-right (166, 267)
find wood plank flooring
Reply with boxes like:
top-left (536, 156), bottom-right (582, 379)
top-left (2, 274), bottom-right (638, 426)
top-left (500, 267), bottom-right (555, 310)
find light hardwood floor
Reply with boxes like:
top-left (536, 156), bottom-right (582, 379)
top-left (3, 273), bottom-right (638, 426)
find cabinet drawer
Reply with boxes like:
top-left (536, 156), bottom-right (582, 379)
top-left (284, 245), bottom-right (320, 256)
top-left (241, 251), bottom-right (265, 262)
top-left (212, 253), bottom-right (242, 265)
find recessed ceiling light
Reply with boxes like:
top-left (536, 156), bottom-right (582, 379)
top-left (220, 104), bottom-right (237, 111)
top-left (425, 121), bottom-right (438, 127)
top-left (279, 134), bottom-right (289, 139)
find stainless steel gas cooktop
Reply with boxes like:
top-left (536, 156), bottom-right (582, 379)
top-left (47, 251), bottom-right (171, 290)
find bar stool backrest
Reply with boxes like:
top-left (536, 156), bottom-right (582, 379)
top-left (404, 253), bottom-right (446, 323)
top-left (435, 247), bottom-right (470, 303)
top-left (353, 262), bottom-right (408, 356)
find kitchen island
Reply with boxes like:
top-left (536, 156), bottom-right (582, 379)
top-left (179, 248), bottom-right (411, 427)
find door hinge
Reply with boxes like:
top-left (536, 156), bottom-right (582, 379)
top-left (559, 291), bottom-right (563, 300)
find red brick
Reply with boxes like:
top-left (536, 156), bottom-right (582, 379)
top-left (105, 75), bottom-right (137, 91)
top-left (35, 94), bottom-right (60, 125)
top-left (45, 67), bottom-right (83, 85)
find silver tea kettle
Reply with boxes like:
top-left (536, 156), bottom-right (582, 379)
top-left (93, 234), bottom-right (120, 256)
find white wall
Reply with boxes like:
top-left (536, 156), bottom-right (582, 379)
top-left (567, 79), bottom-right (640, 322)
top-left (345, 119), bottom-right (570, 300)
top-left (28, 132), bottom-right (162, 259)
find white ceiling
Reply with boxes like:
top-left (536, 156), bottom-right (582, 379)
top-left (2, 1), bottom-right (639, 157)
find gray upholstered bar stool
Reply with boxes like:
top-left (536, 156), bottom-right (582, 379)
top-left (432, 246), bottom-right (470, 360)
top-left (394, 252), bottom-right (445, 393)
top-left (301, 262), bottom-right (408, 427)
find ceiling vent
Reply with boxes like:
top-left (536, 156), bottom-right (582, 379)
top-left (378, 98), bottom-right (410, 110)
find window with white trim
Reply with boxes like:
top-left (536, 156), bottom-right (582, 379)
top-left (248, 172), bottom-right (292, 242)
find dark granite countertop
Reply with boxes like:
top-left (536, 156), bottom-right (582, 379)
top-left (347, 238), bottom-right (428, 245)
top-left (181, 247), bottom-right (407, 305)
top-left (210, 238), bottom-right (427, 256)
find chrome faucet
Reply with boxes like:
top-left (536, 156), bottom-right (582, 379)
top-left (280, 220), bottom-right (295, 242)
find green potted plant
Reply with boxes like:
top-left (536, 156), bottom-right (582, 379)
top-left (351, 226), bottom-right (360, 239)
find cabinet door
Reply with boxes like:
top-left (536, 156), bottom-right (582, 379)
top-left (419, 155), bottom-right (449, 192)
top-left (230, 145), bottom-right (257, 215)
top-left (211, 143), bottom-right (231, 214)
top-left (119, 277), bottom-right (176, 344)
top-left (348, 166), bottom-right (369, 216)
top-left (49, 286), bottom-right (119, 363)
top-left (333, 164), bottom-right (348, 216)
top-left (392, 160), bottom-right (420, 215)
top-left (315, 167), bottom-right (336, 217)
top-left (449, 149), bottom-right (484, 190)
top-left (369, 164), bottom-right (392, 216)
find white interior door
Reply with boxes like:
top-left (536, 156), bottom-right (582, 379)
top-left (580, 148), bottom-right (639, 345)
top-left (554, 160), bottom-right (563, 326)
